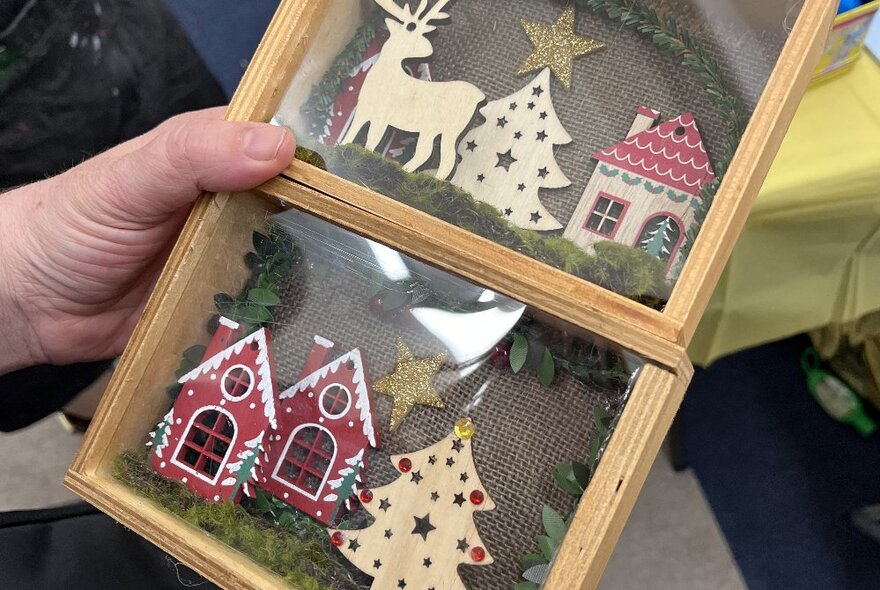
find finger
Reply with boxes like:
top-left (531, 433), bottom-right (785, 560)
top-left (65, 112), bottom-right (295, 222)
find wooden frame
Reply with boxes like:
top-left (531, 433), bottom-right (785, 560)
top-left (66, 1), bottom-right (834, 589)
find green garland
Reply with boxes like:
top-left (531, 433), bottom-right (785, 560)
top-left (578, 0), bottom-right (747, 260)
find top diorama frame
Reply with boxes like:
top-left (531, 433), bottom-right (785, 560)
top-left (227, 0), bottom-right (833, 371)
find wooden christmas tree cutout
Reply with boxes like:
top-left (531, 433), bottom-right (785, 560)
top-left (340, 0), bottom-right (485, 180)
top-left (328, 419), bottom-right (495, 590)
top-left (451, 68), bottom-right (571, 231)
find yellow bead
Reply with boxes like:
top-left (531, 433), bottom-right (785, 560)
top-left (454, 417), bottom-right (475, 440)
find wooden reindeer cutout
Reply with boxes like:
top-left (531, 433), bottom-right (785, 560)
top-left (340, 0), bottom-right (484, 180)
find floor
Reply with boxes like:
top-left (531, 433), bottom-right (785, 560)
top-left (0, 411), bottom-right (746, 589)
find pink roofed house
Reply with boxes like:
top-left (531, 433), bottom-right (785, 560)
top-left (563, 107), bottom-right (715, 275)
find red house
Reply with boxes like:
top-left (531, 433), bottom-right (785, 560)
top-left (258, 336), bottom-right (380, 525)
top-left (150, 317), bottom-right (278, 503)
top-left (149, 320), bottom-right (380, 525)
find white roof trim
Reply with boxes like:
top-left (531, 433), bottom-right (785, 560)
top-left (279, 348), bottom-right (377, 447)
top-left (178, 328), bottom-right (277, 429)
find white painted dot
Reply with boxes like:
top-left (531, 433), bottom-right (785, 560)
top-left (187, 390), bottom-right (194, 397)
top-left (262, 477), bottom-right (267, 483)
top-left (308, 392), bottom-right (314, 398)
top-left (275, 435), bottom-right (281, 441)
top-left (284, 493), bottom-right (289, 499)
top-left (220, 399), bottom-right (226, 406)
top-left (348, 421), bottom-right (354, 428)
top-left (210, 373), bottom-right (217, 380)
top-left (286, 407), bottom-right (292, 413)
top-left (182, 477), bottom-right (188, 484)
top-left (347, 85), bottom-right (354, 91)
top-left (249, 403), bottom-right (256, 409)
top-left (316, 510), bottom-right (322, 517)
top-left (160, 462), bottom-right (166, 468)
top-left (213, 495), bottom-right (220, 502)
top-left (175, 418), bottom-right (182, 425)
top-left (319, 417), bottom-right (325, 423)
top-left (336, 111), bottom-right (343, 116)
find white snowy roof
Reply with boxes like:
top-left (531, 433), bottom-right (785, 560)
top-left (279, 348), bottom-right (377, 447)
top-left (178, 327), bottom-right (277, 429)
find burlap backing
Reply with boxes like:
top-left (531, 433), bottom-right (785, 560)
top-left (229, 211), bottom-right (639, 588)
top-left (426, 0), bottom-right (797, 230)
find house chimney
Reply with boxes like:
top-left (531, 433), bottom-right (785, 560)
top-left (626, 106), bottom-right (661, 138)
top-left (298, 335), bottom-right (335, 381)
top-left (204, 316), bottom-right (241, 360)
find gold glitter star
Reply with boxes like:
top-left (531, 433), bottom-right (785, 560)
top-left (374, 340), bottom-right (445, 431)
top-left (517, 6), bottom-right (604, 89)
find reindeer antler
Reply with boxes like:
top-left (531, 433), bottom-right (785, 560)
top-left (418, 0), bottom-right (450, 23)
top-left (373, 0), bottom-right (410, 22)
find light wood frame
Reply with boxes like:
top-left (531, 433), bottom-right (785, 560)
top-left (66, 1), bottom-right (834, 589)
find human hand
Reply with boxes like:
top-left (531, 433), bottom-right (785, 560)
top-left (0, 107), bottom-right (295, 373)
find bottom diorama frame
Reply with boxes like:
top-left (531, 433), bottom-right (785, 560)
top-left (65, 189), bottom-right (693, 590)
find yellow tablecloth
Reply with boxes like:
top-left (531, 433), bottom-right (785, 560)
top-left (690, 52), bottom-right (880, 366)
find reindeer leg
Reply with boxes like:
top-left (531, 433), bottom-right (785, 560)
top-left (364, 121), bottom-right (387, 152)
top-left (403, 133), bottom-right (438, 173)
top-left (340, 112), bottom-right (368, 145)
top-left (435, 132), bottom-right (460, 180)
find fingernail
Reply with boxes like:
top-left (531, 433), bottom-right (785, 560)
top-left (243, 126), bottom-right (288, 161)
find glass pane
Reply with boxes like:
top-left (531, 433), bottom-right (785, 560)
top-left (274, 0), bottom-right (803, 311)
top-left (116, 197), bottom-right (646, 589)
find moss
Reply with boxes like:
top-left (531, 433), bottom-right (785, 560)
top-left (298, 144), bottom-right (669, 305)
top-left (114, 451), bottom-right (366, 590)
top-left (295, 146), bottom-right (327, 171)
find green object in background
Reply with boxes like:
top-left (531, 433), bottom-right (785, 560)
top-left (802, 348), bottom-right (877, 437)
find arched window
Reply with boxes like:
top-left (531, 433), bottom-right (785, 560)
top-left (274, 425), bottom-right (336, 499)
top-left (222, 365), bottom-right (254, 401)
top-left (635, 214), bottom-right (683, 265)
top-left (319, 384), bottom-right (351, 419)
top-left (174, 408), bottom-right (236, 482)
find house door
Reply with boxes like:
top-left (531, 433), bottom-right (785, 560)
top-left (634, 214), bottom-right (683, 266)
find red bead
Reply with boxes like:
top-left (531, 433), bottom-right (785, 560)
top-left (359, 489), bottom-right (373, 503)
top-left (470, 490), bottom-right (485, 505)
top-left (331, 531), bottom-right (345, 546)
top-left (471, 546), bottom-right (486, 562)
top-left (398, 457), bottom-right (412, 472)
top-left (488, 341), bottom-right (511, 367)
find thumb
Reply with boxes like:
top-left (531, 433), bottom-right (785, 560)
top-left (66, 110), bottom-right (296, 222)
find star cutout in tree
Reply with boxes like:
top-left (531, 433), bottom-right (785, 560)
top-left (539, 111), bottom-right (548, 120)
top-left (531, 211), bottom-right (543, 223)
top-left (349, 538), bottom-right (361, 552)
top-left (460, 472), bottom-right (469, 483)
top-left (453, 492), bottom-right (466, 507)
top-left (532, 85), bottom-right (543, 97)
top-left (497, 116), bottom-right (508, 128)
top-left (513, 131), bottom-right (522, 140)
top-left (509, 102), bottom-right (517, 110)
top-left (412, 514), bottom-right (437, 541)
top-left (517, 183), bottom-right (526, 192)
top-left (431, 491), bottom-right (440, 501)
top-left (537, 167), bottom-right (549, 179)
top-left (423, 557), bottom-right (433, 568)
top-left (465, 140), bottom-right (477, 152)
top-left (504, 208), bottom-right (513, 216)
top-left (527, 101), bottom-right (536, 109)
top-left (446, 457), bottom-right (455, 467)
top-left (398, 580), bottom-right (406, 589)
top-left (536, 130), bottom-right (548, 141)
top-left (456, 538), bottom-right (470, 553)
top-left (411, 470), bottom-right (423, 485)
top-left (374, 340), bottom-right (445, 432)
top-left (428, 455), bottom-right (437, 465)
top-left (374, 559), bottom-right (382, 569)
top-left (518, 6), bottom-right (605, 89)
top-left (385, 528), bottom-right (393, 538)
top-left (495, 149), bottom-right (517, 171)
top-left (452, 439), bottom-right (464, 453)
top-left (476, 173), bottom-right (485, 182)
top-left (380, 498), bottom-right (391, 511)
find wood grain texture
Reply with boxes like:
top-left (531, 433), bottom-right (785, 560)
top-left (665, 0), bottom-right (837, 340)
top-left (259, 176), bottom-right (685, 370)
top-left (543, 360), bottom-right (693, 590)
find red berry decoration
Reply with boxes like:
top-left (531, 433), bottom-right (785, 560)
top-left (359, 489), bottom-right (373, 503)
top-left (331, 531), bottom-right (345, 546)
top-left (469, 490), bottom-right (484, 505)
top-left (398, 457), bottom-right (412, 472)
top-left (471, 546), bottom-right (486, 562)
top-left (488, 341), bottom-right (511, 367)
